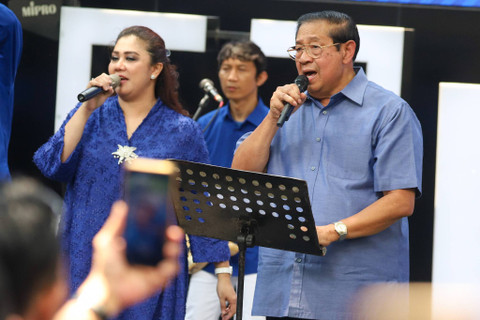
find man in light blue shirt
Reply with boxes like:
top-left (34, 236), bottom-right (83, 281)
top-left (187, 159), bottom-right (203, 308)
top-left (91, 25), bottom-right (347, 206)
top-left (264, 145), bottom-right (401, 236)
top-left (232, 11), bottom-right (423, 320)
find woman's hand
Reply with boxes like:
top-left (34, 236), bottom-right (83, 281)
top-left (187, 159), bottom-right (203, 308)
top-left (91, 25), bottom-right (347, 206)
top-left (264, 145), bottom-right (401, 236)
top-left (216, 273), bottom-right (237, 320)
top-left (82, 73), bottom-right (118, 112)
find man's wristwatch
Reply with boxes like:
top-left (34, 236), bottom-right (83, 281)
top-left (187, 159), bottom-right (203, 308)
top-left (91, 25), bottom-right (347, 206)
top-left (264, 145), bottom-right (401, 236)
top-left (334, 221), bottom-right (348, 241)
top-left (214, 266), bottom-right (233, 276)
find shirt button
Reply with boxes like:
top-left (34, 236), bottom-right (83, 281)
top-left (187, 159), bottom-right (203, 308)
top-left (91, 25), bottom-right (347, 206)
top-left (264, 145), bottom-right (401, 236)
top-left (295, 258), bottom-right (302, 263)
top-left (311, 166), bottom-right (316, 171)
top-left (322, 110), bottom-right (328, 115)
top-left (316, 137), bottom-right (321, 142)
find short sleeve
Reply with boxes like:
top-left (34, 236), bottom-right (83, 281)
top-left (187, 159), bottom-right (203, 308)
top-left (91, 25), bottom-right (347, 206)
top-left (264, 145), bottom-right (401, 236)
top-left (373, 102), bottom-right (423, 197)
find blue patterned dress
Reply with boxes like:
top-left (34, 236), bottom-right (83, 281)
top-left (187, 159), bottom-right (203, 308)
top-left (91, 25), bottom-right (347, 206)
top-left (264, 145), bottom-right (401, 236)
top-left (34, 96), bottom-right (230, 319)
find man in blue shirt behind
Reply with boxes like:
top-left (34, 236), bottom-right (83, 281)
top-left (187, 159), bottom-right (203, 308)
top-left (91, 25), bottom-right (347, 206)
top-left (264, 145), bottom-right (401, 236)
top-left (186, 40), bottom-right (269, 320)
top-left (232, 11), bottom-right (423, 320)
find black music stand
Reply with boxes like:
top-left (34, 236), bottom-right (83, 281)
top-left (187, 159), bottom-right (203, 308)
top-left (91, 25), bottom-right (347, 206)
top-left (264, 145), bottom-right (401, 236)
top-left (169, 160), bottom-right (326, 320)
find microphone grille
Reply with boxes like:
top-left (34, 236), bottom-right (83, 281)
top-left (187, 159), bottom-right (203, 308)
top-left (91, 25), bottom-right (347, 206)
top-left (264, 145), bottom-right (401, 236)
top-left (295, 75), bottom-right (309, 91)
top-left (199, 78), bottom-right (213, 89)
top-left (110, 74), bottom-right (121, 89)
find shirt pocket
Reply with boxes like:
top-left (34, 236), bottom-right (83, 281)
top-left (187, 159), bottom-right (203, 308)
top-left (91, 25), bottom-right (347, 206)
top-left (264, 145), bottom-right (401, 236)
top-left (325, 134), bottom-right (372, 180)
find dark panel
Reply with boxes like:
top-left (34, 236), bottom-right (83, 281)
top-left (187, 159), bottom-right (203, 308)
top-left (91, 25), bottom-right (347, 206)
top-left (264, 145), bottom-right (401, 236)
top-left (8, 0), bottom-right (62, 194)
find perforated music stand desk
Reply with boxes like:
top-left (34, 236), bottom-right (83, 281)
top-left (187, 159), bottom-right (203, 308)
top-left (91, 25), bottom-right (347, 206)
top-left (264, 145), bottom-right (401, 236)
top-left (170, 160), bottom-right (326, 320)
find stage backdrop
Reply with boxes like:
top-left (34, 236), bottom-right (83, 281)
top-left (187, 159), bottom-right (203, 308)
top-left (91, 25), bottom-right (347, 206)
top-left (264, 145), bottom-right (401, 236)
top-left (55, 7), bottom-right (412, 130)
top-left (9, 0), bottom-right (480, 283)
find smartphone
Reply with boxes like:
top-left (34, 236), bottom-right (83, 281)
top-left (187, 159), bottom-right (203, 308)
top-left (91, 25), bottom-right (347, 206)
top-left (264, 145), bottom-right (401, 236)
top-left (123, 158), bottom-right (177, 266)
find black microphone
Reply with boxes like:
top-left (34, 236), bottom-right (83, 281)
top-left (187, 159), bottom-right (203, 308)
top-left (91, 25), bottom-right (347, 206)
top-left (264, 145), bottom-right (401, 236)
top-left (277, 75), bottom-right (309, 127)
top-left (199, 78), bottom-right (223, 104)
top-left (77, 74), bottom-right (121, 102)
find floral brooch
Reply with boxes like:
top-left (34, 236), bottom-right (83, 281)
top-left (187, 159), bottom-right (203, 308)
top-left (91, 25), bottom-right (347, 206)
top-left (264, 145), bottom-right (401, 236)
top-left (112, 145), bottom-right (138, 165)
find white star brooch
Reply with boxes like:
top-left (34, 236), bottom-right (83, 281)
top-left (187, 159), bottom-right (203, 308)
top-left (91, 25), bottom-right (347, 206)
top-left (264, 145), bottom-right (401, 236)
top-left (112, 145), bottom-right (139, 165)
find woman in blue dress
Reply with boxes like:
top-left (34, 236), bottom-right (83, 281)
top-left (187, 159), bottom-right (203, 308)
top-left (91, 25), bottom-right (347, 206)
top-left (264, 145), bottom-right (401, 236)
top-left (34, 26), bottom-right (236, 320)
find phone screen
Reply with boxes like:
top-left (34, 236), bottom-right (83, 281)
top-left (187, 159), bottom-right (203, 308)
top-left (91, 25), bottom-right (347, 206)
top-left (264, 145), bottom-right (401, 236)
top-left (123, 160), bottom-right (175, 266)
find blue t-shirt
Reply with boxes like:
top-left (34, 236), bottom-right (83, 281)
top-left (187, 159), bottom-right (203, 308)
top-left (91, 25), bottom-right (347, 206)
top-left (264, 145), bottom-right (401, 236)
top-left (197, 99), bottom-right (269, 276)
top-left (0, 4), bottom-right (22, 181)
top-left (250, 68), bottom-right (423, 319)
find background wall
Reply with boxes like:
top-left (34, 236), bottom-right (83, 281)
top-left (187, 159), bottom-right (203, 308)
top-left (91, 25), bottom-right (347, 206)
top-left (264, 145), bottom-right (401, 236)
top-left (8, 0), bottom-right (480, 282)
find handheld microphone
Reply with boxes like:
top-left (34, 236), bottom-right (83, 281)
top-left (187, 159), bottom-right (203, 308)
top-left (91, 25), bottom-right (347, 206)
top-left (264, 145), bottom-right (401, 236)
top-left (199, 78), bottom-right (223, 104)
top-left (277, 75), bottom-right (309, 127)
top-left (77, 74), bottom-right (121, 102)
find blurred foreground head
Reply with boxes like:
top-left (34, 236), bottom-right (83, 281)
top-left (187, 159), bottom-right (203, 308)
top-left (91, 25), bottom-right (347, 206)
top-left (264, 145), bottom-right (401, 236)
top-left (0, 178), bottom-right (67, 320)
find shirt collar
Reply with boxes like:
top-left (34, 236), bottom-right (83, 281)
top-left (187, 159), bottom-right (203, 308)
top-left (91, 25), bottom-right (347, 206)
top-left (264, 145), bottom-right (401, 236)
top-left (340, 67), bottom-right (367, 106)
top-left (305, 67), bottom-right (368, 108)
top-left (225, 98), bottom-right (268, 126)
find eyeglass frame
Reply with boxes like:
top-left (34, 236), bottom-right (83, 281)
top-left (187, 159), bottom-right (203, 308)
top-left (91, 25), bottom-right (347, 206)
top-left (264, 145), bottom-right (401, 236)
top-left (286, 43), bottom-right (342, 60)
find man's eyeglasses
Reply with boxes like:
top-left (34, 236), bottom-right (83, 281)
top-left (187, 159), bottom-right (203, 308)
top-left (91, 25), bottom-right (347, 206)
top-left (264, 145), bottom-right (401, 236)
top-left (287, 43), bottom-right (341, 60)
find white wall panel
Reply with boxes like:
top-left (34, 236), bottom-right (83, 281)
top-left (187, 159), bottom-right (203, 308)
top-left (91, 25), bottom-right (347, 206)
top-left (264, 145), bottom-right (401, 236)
top-left (433, 82), bottom-right (480, 317)
top-left (433, 82), bottom-right (480, 284)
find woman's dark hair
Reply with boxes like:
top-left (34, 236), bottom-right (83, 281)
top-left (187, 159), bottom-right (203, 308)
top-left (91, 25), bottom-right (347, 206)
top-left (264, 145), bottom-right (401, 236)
top-left (296, 11), bottom-right (360, 61)
top-left (115, 26), bottom-right (188, 116)
top-left (217, 40), bottom-right (267, 76)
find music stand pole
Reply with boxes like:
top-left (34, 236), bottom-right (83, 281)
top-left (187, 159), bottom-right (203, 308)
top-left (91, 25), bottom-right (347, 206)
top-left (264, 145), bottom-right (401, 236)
top-left (237, 236), bottom-right (245, 319)
top-left (236, 228), bottom-right (254, 319)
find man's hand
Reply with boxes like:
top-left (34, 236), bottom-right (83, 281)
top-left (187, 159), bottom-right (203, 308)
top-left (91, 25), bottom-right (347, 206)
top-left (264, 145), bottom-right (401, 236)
top-left (316, 224), bottom-right (341, 247)
top-left (269, 83), bottom-right (307, 122)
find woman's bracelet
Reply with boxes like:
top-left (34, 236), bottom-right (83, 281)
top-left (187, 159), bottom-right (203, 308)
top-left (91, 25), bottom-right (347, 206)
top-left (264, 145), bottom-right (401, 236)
top-left (214, 266), bottom-right (233, 275)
